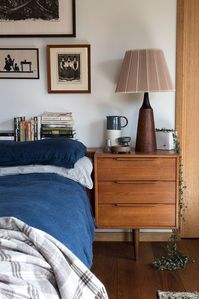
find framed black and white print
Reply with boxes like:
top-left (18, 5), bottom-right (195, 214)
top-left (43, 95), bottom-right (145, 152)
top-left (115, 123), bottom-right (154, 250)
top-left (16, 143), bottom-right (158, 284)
top-left (0, 48), bottom-right (39, 79)
top-left (47, 45), bottom-right (91, 93)
top-left (0, 0), bottom-right (76, 37)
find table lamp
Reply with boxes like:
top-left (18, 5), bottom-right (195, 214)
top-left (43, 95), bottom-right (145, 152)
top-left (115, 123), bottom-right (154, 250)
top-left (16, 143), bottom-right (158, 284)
top-left (115, 49), bottom-right (174, 152)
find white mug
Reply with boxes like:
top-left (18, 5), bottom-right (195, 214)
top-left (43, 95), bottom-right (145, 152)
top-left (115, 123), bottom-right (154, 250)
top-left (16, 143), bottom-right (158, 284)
top-left (106, 129), bottom-right (121, 146)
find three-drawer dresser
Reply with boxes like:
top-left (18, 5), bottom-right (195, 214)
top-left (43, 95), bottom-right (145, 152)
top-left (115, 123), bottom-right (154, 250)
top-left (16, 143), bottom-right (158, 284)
top-left (94, 150), bottom-right (179, 259)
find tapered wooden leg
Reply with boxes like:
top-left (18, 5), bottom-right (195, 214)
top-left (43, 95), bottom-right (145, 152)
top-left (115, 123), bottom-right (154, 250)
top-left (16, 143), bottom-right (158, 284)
top-left (132, 229), bottom-right (139, 260)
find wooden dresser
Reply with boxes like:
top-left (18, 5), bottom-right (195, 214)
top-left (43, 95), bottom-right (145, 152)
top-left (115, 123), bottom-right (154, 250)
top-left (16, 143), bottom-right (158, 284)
top-left (94, 150), bottom-right (179, 259)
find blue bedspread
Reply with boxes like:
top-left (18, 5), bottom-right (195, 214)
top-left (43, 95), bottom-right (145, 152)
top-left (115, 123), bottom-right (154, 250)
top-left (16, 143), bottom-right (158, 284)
top-left (0, 173), bottom-right (95, 268)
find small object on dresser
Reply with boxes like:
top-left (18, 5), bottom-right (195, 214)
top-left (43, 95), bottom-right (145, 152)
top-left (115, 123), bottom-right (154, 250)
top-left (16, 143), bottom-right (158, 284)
top-left (106, 115), bottom-right (128, 146)
top-left (156, 129), bottom-right (175, 150)
top-left (103, 139), bottom-right (112, 153)
top-left (118, 136), bottom-right (131, 146)
top-left (111, 145), bottom-right (131, 154)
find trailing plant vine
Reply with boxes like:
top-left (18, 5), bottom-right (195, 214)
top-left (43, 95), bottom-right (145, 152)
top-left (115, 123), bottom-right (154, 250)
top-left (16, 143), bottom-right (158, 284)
top-left (152, 128), bottom-right (194, 271)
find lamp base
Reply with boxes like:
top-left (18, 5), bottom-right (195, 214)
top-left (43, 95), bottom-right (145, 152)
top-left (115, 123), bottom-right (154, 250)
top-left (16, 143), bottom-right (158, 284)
top-left (135, 92), bottom-right (157, 152)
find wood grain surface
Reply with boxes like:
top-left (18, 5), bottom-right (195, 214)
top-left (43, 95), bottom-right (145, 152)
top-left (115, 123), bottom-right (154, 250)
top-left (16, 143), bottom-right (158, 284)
top-left (176, 0), bottom-right (199, 237)
top-left (92, 240), bottom-right (199, 299)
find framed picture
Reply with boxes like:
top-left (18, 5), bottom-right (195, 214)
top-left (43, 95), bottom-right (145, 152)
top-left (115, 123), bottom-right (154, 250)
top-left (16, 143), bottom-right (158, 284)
top-left (0, 48), bottom-right (39, 79)
top-left (47, 44), bottom-right (91, 93)
top-left (0, 0), bottom-right (76, 37)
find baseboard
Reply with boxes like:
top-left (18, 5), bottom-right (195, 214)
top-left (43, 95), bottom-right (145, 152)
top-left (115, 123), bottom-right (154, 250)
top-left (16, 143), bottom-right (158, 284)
top-left (94, 231), bottom-right (172, 242)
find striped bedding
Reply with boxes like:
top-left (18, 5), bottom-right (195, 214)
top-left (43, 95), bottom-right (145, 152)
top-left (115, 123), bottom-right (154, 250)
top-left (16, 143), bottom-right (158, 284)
top-left (0, 217), bottom-right (108, 299)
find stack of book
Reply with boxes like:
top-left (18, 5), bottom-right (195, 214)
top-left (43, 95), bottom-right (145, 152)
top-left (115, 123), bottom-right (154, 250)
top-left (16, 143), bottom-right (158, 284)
top-left (14, 116), bottom-right (41, 141)
top-left (0, 130), bottom-right (14, 141)
top-left (41, 112), bottom-right (76, 139)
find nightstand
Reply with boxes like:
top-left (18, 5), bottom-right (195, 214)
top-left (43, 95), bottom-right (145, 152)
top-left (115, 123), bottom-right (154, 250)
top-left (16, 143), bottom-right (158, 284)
top-left (94, 150), bottom-right (179, 260)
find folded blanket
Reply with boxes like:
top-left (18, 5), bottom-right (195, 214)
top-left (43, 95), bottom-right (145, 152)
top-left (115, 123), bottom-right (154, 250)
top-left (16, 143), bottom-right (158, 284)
top-left (0, 217), bottom-right (108, 299)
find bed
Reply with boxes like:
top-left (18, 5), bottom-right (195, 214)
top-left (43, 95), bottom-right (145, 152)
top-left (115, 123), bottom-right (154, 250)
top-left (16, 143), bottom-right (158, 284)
top-left (0, 139), bottom-right (108, 299)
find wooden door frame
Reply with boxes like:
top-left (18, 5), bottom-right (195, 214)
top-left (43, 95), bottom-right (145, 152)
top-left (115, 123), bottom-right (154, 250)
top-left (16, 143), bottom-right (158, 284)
top-left (176, 0), bottom-right (199, 237)
top-left (176, 0), bottom-right (185, 145)
top-left (176, 0), bottom-right (185, 236)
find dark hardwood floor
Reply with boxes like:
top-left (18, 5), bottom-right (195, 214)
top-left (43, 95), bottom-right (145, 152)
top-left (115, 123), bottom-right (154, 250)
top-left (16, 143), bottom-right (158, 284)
top-left (91, 240), bottom-right (199, 299)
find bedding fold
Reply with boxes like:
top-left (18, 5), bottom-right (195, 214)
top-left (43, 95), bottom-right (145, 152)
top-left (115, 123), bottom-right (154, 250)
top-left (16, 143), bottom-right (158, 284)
top-left (0, 217), bottom-right (108, 299)
top-left (0, 172), bottom-right (94, 268)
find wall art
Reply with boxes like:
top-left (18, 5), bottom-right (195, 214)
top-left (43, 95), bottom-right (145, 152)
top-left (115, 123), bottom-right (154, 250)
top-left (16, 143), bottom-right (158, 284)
top-left (0, 0), bottom-right (76, 37)
top-left (47, 44), bottom-right (91, 93)
top-left (0, 48), bottom-right (39, 79)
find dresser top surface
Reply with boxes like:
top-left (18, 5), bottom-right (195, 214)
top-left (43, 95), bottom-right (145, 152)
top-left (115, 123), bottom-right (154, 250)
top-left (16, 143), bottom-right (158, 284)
top-left (94, 149), bottom-right (178, 158)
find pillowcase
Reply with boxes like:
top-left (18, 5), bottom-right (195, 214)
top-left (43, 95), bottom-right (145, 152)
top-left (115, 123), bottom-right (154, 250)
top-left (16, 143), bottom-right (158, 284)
top-left (0, 156), bottom-right (93, 189)
top-left (0, 139), bottom-right (86, 168)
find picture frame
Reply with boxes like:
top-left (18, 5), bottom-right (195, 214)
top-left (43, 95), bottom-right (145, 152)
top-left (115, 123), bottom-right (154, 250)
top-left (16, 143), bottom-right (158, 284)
top-left (0, 48), bottom-right (39, 79)
top-left (0, 0), bottom-right (76, 37)
top-left (47, 44), bottom-right (91, 93)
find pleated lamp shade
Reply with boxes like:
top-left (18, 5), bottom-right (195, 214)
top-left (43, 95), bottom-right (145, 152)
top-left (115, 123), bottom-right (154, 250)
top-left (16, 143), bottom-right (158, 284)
top-left (115, 49), bottom-right (174, 152)
top-left (116, 49), bottom-right (174, 93)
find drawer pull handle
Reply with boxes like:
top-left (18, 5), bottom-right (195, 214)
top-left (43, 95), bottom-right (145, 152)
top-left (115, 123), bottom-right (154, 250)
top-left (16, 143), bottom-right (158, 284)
top-left (114, 204), bottom-right (155, 208)
top-left (114, 180), bottom-right (158, 184)
top-left (114, 158), bottom-right (156, 161)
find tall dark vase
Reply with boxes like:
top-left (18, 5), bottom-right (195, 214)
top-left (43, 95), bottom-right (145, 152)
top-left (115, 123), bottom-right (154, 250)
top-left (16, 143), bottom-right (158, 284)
top-left (135, 92), bottom-right (157, 152)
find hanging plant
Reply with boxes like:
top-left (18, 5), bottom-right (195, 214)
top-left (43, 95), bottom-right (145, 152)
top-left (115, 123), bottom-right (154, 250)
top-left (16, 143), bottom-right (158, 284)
top-left (152, 128), bottom-right (194, 271)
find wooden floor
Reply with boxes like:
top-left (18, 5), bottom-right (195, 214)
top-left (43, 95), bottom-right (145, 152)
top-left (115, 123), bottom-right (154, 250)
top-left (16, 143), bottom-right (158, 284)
top-left (91, 240), bottom-right (199, 299)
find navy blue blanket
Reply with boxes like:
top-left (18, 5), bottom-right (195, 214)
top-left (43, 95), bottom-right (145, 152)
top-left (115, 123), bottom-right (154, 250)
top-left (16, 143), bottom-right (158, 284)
top-left (0, 173), bottom-right (95, 268)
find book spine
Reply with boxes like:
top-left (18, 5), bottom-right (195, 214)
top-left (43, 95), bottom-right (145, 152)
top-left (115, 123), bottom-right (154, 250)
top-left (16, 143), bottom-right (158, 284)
top-left (26, 121), bottom-right (31, 141)
top-left (14, 117), bottom-right (18, 141)
top-left (41, 117), bottom-right (73, 121)
top-left (41, 120), bottom-right (74, 125)
top-left (34, 117), bottom-right (37, 140)
top-left (19, 121), bottom-right (25, 142)
top-left (41, 129), bottom-right (75, 134)
top-left (30, 118), bottom-right (35, 141)
top-left (14, 116), bottom-right (25, 141)
top-left (41, 133), bottom-right (75, 138)
top-left (37, 116), bottom-right (41, 140)
top-left (0, 136), bottom-right (14, 141)
top-left (41, 124), bottom-right (74, 128)
top-left (0, 133), bottom-right (14, 136)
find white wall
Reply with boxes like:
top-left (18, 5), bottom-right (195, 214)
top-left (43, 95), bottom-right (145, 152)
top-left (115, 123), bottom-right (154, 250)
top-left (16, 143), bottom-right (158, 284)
top-left (0, 0), bottom-right (176, 147)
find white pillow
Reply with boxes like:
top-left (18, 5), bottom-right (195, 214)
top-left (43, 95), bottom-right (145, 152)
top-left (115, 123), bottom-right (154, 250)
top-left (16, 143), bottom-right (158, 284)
top-left (0, 156), bottom-right (93, 189)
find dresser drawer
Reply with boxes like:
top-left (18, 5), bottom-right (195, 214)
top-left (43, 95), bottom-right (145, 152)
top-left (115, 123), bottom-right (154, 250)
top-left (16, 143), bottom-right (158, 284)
top-left (97, 157), bottom-right (176, 181)
top-left (98, 181), bottom-right (176, 204)
top-left (97, 204), bottom-right (176, 228)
